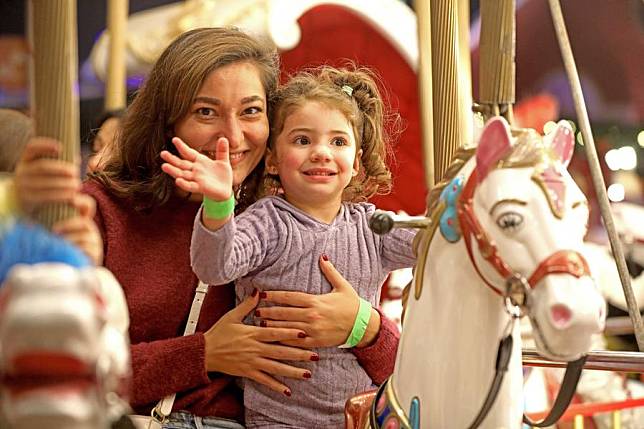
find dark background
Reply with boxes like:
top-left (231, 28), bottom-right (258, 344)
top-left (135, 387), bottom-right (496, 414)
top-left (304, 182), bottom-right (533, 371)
top-left (0, 0), bottom-right (181, 144)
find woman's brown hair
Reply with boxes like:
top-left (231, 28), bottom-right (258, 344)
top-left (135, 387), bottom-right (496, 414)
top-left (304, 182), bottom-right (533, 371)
top-left (264, 64), bottom-right (399, 202)
top-left (90, 27), bottom-right (279, 211)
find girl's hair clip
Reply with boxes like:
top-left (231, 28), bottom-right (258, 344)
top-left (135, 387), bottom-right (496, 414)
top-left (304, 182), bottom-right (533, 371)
top-left (341, 85), bottom-right (354, 97)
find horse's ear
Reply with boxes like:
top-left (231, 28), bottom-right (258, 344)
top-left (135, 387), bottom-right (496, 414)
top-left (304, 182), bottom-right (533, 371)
top-left (476, 117), bottom-right (513, 182)
top-left (550, 120), bottom-right (574, 168)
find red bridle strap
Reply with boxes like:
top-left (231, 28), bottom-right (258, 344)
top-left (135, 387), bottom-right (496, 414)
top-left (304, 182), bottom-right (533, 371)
top-left (457, 169), bottom-right (512, 295)
top-left (527, 250), bottom-right (590, 288)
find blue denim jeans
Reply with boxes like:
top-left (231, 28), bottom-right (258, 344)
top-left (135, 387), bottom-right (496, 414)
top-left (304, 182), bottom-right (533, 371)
top-left (162, 411), bottom-right (245, 429)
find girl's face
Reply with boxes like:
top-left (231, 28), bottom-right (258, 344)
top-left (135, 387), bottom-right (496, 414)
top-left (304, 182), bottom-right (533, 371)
top-left (174, 61), bottom-right (269, 188)
top-left (266, 101), bottom-right (361, 211)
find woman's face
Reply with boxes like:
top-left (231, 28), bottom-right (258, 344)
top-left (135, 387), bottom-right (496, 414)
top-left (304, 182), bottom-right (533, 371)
top-left (174, 61), bottom-right (269, 188)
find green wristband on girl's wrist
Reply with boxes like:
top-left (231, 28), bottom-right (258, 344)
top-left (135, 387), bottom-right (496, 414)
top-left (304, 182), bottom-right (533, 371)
top-left (338, 297), bottom-right (372, 349)
top-left (203, 194), bottom-right (235, 220)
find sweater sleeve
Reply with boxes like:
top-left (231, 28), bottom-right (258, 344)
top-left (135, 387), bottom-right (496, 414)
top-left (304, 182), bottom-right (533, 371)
top-left (351, 307), bottom-right (399, 385)
top-left (130, 333), bottom-right (211, 406)
top-left (381, 226), bottom-right (417, 272)
top-left (190, 203), bottom-right (280, 286)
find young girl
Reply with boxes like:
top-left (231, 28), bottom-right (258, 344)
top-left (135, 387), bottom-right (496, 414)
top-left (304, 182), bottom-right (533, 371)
top-left (161, 65), bottom-right (416, 428)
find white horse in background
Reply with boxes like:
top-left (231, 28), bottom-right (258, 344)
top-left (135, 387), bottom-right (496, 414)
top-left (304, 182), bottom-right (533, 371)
top-left (365, 117), bottom-right (606, 429)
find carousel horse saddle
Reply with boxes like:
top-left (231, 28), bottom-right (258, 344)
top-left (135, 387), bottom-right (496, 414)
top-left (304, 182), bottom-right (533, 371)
top-left (345, 389), bottom-right (377, 429)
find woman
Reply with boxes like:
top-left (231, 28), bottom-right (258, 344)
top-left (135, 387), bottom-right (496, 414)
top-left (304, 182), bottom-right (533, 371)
top-left (84, 27), bottom-right (399, 428)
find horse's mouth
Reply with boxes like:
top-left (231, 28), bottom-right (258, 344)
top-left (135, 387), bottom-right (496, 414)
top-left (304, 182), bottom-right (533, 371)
top-left (529, 314), bottom-right (583, 362)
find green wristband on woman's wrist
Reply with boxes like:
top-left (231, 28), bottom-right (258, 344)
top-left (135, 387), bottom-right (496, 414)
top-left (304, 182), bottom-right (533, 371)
top-left (338, 297), bottom-right (372, 349)
top-left (203, 194), bottom-right (235, 220)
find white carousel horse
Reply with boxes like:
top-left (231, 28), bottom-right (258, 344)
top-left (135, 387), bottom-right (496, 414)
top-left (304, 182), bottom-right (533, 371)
top-left (0, 263), bottom-right (130, 428)
top-left (365, 117), bottom-right (606, 429)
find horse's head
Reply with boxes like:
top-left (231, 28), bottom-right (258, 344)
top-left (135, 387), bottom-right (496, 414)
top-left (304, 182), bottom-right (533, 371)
top-left (461, 117), bottom-right (605, 361)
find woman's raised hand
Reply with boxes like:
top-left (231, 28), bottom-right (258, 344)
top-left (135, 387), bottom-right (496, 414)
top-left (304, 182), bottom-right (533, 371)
top-left (160, 136), bottom-right (233, 201)
top-left (203, 289), bottom-right (318, 396)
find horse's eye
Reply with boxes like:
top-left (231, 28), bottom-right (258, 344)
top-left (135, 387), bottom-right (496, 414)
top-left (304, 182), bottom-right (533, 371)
top-left (496, 212), bottom-right (524, 232)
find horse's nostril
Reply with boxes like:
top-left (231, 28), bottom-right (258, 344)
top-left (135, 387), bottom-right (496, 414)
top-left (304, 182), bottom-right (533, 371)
top-left (550, 304), bottom-right (572, 328)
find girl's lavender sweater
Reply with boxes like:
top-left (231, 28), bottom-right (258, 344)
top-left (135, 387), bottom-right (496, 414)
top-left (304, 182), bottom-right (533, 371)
top-left (191, 196), bottom-right (416, 428)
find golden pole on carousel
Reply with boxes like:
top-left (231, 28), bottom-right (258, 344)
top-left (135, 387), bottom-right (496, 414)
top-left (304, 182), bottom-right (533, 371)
top-left (428, 0), bottom-right (472, 186)
top-left (477, 0), bottom-right (515, 124)
top-left (415, 0), bottom-right (435, 190)
top-left (105, 0), bottom-right (129, 111)
top-left (406, 0), bottom-right (471, 303)
top-left (28, 0), bottom-right (79, 229)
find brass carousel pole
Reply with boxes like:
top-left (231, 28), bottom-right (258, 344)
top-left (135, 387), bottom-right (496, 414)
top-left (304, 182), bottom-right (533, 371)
top-left (548, 0), bottom-right (644, 351)
top-left (105, 0), bottom-right (128, 111)
top-left (477, 0), bottom-right (515, 124)
top-left (415, 0), bottom-right (435, 190)
top-left (428, 0), bottom-right (472, 185)
top-left (28, 0), bottom-right (79, 229)
top-left (457, 0), bottom-right (473, 139)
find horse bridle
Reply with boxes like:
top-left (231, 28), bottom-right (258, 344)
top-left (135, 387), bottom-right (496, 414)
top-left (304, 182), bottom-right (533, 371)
top-left (456, 167), bottom-right (591, 428)
top-left (458, 168), bottom-right (591, 300)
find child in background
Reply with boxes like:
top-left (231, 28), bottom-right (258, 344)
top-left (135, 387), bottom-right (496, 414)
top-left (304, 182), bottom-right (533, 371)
top-left (161, 65), bottom-right (416, 428)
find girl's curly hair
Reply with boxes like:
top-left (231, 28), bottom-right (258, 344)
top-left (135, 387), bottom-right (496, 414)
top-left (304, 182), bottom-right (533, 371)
top-left (262, 64), bottom-right (401, 202)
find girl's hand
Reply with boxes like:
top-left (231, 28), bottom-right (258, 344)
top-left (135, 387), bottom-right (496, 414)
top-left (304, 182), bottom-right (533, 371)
top-left (14, 137), bottom-right (80, 215)
top-left (257, 256), bottom-right (381, 349)
top-left (203, 289), bottom-right (318, 396)
top-left (52, 194), bottom-right (104, 265)
top-left (160, 137), bottom-right (233, 201)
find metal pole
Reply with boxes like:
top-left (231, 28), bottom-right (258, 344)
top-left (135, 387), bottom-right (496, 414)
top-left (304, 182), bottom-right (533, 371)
top-left (29, 0), bottom-right (79, 229)
top-left (415, 0), bottom-right (435, 191)
top-left (547, 0), bottom-right (644, 351)
top-left (429, 0), bottom-right (468, 185)
top-left (523, 348), bottom-right (644, 373)
top-left (105, 0), bottom-right (128, 111)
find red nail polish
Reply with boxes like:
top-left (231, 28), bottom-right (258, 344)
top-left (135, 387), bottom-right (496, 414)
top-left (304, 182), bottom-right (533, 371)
top-left (303, 372), bottom-right (311, 379)
top-left (254, 310), bottom-right (261, 317)
top-left (251, 288), bottom-right (258, 297)
top-left (260, 320), bottom-right (267, 327)
top-left (259, 292), bottom-right (267, 299)
top-left (284, 389), bottom-right (291, 397)
top-left (310, 354), bottom-right (319, 362)
top-left (321, 254), bottom-right (329, 262)
top-left (298, 332), bottom-right (306, 338)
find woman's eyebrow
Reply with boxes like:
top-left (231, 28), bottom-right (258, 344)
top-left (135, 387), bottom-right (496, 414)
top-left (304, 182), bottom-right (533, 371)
top-left (241, 95), bottom-right (264, 104)
top-left (192, 95), bottom-right (264, 105)
top-left (194, 96), bottom-right (220, 105)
